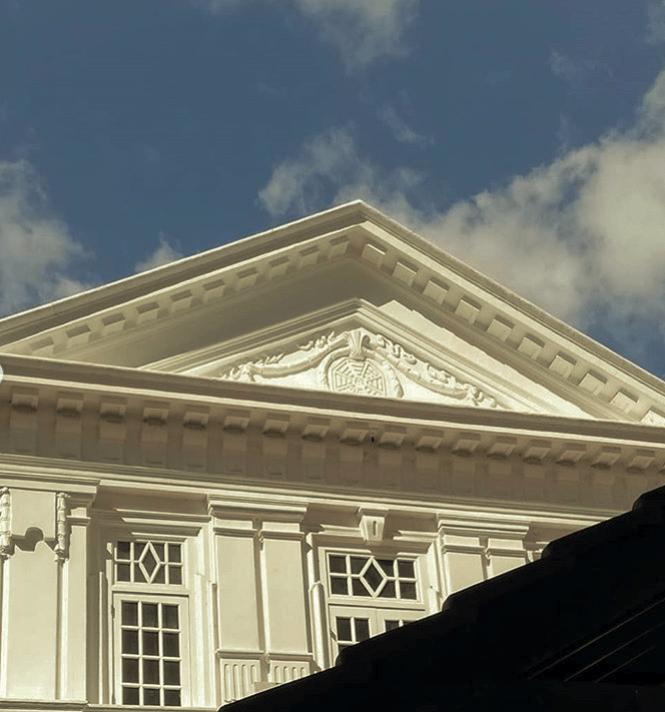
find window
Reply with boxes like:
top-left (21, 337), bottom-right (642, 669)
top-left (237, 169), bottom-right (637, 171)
top-left (112, 539), bottom-right (189, 707)
top-left (334, 612), bottom-right (369, 653)
top-left (325, 551), bottom-right (425, 660)
top-left (327, 553), bottom-right (418, 600)
top-left (118, 599), bottom-right (185, 706)
top-left (115, 541), bottom-right (182, 585)
top-left (330, 606), bottom-right (422, 656)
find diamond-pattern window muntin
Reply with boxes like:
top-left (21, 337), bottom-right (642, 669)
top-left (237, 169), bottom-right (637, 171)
top-left (120, 600), bottom-right (183, 706)
top-left (328, 554), bottom-right (418, 600)
top-left (116, 541), bottom-right (183, 585)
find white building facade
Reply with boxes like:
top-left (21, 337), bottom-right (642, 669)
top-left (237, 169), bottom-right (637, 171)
top-left (1, 201), bottom-right (665, 710)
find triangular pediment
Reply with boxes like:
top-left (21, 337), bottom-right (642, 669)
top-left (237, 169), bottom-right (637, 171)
top-left (1, 201), bottom-right (665, 424)
top-left (145, 302), bottom-right (588, 417)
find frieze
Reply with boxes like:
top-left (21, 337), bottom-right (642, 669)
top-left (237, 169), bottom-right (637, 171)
top-left (220, 327), bottom-right (500, 408)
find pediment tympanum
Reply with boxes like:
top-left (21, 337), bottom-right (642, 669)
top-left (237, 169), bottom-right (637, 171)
top-left (217, 327), bottom-right (501, 408)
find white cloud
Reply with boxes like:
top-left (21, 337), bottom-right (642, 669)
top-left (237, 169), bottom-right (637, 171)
top-left (134, 233), bottom-right (183, 273)
top-left (0, 160), bottom-right (89, 317)
top-left (379, 105), bottom-right (430, 145)
top-left (549, 49), bottom-right (612, 88)
top-left (293, 0), bottom-right (418, 68)
top-left (259, 128), bottom-right (357, 217)
top-left (549, 50), bottom-right (580, 84)
top-left (258, 65), bottom-right (665, 358)
top-left (647, 0), bottom-right (665, 43)
top-left (200, 0), bottom-right (418, 68)
top-left (555, 113), bottom-right (575, 150)
top-left (258, 126), bottom-right (422, 218)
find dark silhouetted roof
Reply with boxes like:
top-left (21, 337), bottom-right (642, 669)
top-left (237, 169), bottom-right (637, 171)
top-left (222, 485), bottom-right (665, 710)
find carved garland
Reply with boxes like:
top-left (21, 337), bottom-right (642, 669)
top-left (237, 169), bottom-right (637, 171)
top-left (220, 327), bottom-right (499, 409)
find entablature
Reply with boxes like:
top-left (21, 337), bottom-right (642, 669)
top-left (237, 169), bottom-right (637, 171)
top-left (2, 356), bottom-right (665, 513)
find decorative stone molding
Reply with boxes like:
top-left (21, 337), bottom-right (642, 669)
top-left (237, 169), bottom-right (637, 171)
top-left (0, 487), bottom-right (11, 558)
top-left (54, 492), bottom-right (69, 561)
top-left (141, 401), bottom-right (170, 466)
top-left (221, 327), bottom-right (499, 408)
top-left (642, 409), bottom-right (665, 426)
top-left (9, 225), bottom-right (352, 364)
top-left (2, 371), bottom-right (665, 512)
top-left (0, 489), bottom-right (72, 560)
top-left (358, 507), bottom-right (389, 545)
top-left (216, 651), bottom-right (262, 703)
top-left (2, 205), bottom-right (665, 422)
top-left (263, 652), bottom-right (313, 685)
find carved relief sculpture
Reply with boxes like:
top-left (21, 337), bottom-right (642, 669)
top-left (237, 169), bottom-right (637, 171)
top-left (220, 327), bottom-right (499, 408)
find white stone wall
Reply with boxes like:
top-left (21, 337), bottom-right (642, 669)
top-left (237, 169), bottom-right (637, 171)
top-left (0, 481), bottom-right (609, 710)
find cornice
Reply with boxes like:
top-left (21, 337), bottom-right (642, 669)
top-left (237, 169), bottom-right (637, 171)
top-left (1, 352), bottom-right (665, 445)
top-left (0, 203), bottom-right (372, 344)
top-left (0, 450), bottom-right (625, 528)
top-left (0, 201), bottom-right (663, 425)
top-left (0, 364), bottom-right (664, 516)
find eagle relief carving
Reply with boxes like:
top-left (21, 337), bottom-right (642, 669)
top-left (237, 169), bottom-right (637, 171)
top-left (220, 328), bottom-right (500, 409)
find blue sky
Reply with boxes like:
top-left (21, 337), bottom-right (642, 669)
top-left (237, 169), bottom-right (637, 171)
top-left (2, 1), bottom-right (665, 377)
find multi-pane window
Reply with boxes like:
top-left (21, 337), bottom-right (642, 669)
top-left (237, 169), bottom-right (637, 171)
top-left (326, 552), bottom-right (425, 661)
top-left (384, 618), bottom-right (410, 632)
top-left (112, 539), bottom-right (188, 707)
top-left (331, 608), bottom-right (422, 657)
top-left (335, 614), bottom-right (370, 653)
top-left (119, 600), bottom-right (183, 706)
top-left (115, 541), bottom-right (182, 585)
top-left (328, 553), bottom-right (418, 600)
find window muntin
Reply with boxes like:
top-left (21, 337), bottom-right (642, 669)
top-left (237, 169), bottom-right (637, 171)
top-left (327, 553), bottom-right (418, 600)
top-left (334, 615), bottom-right (370, 653)
top-left (115, 540), bottom-right (183, 585)
top-left (120, 600), bottom-right (183, 706)
top-left (111, 538), bottom-right (189, 707)
top-left (330, 606), bottom-right (422, 657)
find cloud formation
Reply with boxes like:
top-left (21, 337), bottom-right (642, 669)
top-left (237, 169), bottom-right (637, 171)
top-left (259, 126), bottom-right (422, 218)
top-left (647, 0), bottom-right (665, 43)
top-left (379, 105), bottom-right (430, 145)
top-left (202, 0), bottom-right (418, 68)
top-left (0, 160), bottom-right (89, 318)
top-left (294, 0), bottom-right (418, 68)
top-left (258, 67), bottom-right (665, 362)
top-left (549, 49), bottom-right (612, 89)
top-left (134, 233), bottom-right (183, 273)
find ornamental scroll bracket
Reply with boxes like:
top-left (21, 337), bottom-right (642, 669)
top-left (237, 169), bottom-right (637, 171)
top-left (0, 489), bottom-right (71, 561)
top-left (220, 327), bottom-right (500, 409)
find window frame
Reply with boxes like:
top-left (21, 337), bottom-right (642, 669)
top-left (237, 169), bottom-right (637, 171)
top-left (114, 539), bottom-right (185, 586)
top-left (324, 550), bottom-right (424, 610)
top-left (108, 535), bottom-right (192, 707)
top-left (320, 547), bottom-right (430, 664)
top-left (329, 604), bottom-right (424, 657)
top-left (112, 592), bottom-right (191, 707)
